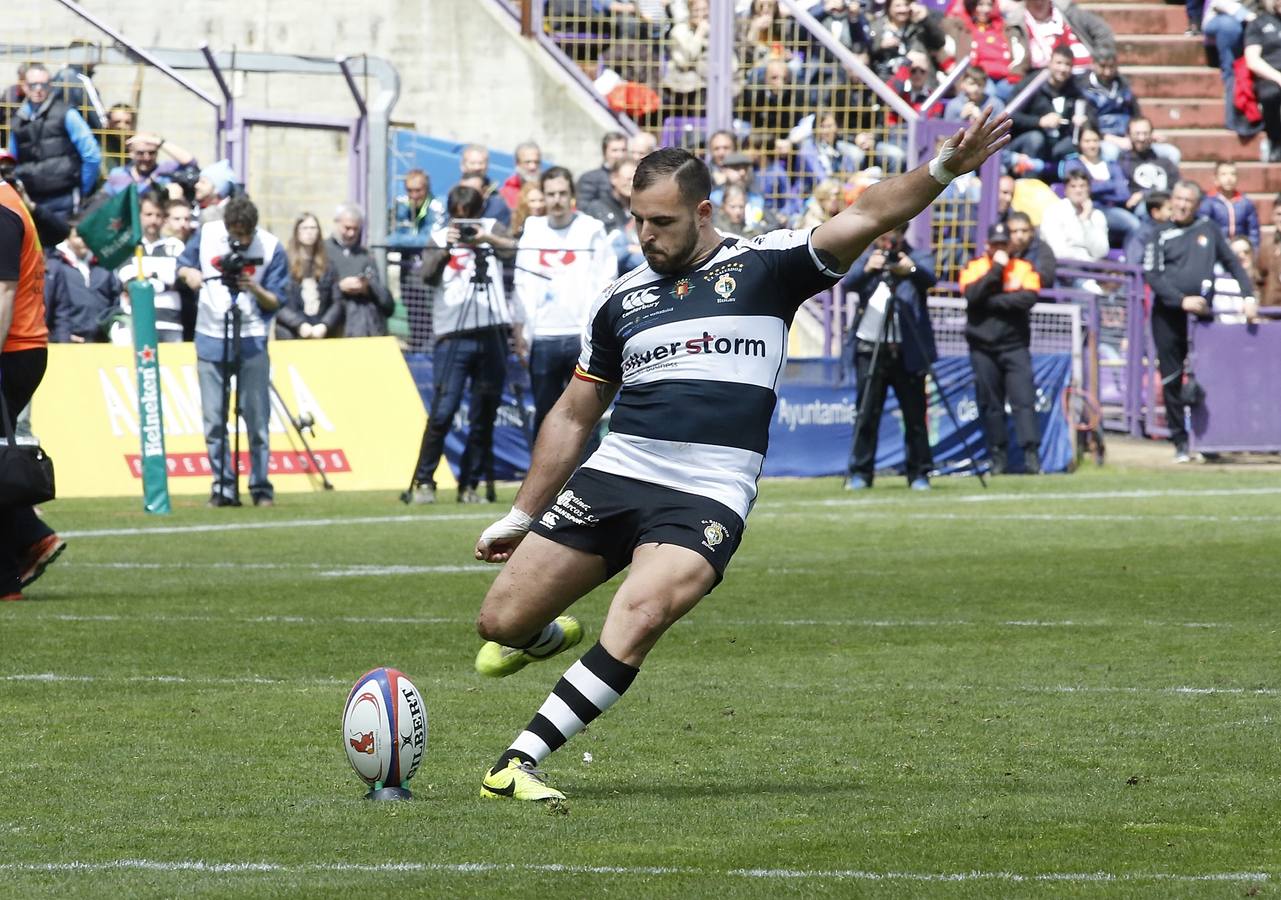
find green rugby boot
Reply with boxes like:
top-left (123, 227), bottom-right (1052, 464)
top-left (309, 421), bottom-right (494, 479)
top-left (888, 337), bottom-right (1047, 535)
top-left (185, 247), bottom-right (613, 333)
top-left (480, 758), bottom-right (566, 802)
top-left (474, 615), bottom-right (582, 678)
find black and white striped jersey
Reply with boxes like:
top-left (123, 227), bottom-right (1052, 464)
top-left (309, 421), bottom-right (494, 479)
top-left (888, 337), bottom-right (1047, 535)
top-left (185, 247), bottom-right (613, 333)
top-left (574, 227), bottom-right (843, 519)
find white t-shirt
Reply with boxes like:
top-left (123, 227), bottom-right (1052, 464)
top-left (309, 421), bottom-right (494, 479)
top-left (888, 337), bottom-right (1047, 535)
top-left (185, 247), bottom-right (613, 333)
top-left (514, 213), bottom-right (616, 339)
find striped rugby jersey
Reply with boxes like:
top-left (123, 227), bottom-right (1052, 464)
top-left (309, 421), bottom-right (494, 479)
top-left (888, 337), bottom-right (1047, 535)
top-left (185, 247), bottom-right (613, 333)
top-left (574, 227), bottom-right (843, 519)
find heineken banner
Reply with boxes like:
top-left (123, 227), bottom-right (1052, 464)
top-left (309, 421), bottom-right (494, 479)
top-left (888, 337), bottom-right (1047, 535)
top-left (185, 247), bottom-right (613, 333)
top-left (78, 184), bottom-right (142, 270)
top-left (127, 276), bottom-right (171, 514)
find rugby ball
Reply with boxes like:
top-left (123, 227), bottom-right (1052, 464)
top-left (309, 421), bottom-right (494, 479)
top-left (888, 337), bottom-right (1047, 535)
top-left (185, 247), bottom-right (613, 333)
top-left (342, 667), bottom-right (427, 789)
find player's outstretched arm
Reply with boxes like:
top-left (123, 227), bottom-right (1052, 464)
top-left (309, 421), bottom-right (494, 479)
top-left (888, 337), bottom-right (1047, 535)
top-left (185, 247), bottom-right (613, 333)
top-left (475, 374), bottom-right (619, 562)
top-left (811, 110), bottom-right (1012, 272)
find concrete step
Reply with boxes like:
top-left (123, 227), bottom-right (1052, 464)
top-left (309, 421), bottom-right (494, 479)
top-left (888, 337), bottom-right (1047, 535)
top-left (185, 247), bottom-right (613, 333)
top-left (1124, 66), bottom-right (1222, 99)
top-left (1116, 34), bottom-right (1207, 67)
top-left (1142, 97), bottom-right (1228, 130)
top-left (1184, 161), bottom-right (1281, 194)
top-left (1160, 127), bottom-right (1263, 160)
top-left (1084, 3), bottom-right (1188, 33)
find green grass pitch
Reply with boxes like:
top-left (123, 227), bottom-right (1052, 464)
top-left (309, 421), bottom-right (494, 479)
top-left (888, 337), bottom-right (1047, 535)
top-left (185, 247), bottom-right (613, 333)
top-left (2, 464), bottom-right (1279, 898)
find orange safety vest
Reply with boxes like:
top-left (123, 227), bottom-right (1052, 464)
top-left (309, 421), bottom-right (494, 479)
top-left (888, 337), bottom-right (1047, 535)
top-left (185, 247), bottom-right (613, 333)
top-left (0, 182), bottom-right (49, 352)
top-left (958, 254), bottom-right (1042, 294)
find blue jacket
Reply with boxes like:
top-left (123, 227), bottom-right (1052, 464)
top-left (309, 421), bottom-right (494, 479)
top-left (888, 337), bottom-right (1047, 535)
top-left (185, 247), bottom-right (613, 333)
top-left (44, 249), bottom-right (120, 342)
top-left (1059, 155), bottom-right (1132, 207)
top-left (386, 193), bottom-right (445, 248)
top-left (1198, 191), bottom-right (1260, 247)
top-left (8, 100), bottom-right (101, 196)
top-left (1077, 72), bottom-right (1139, 138)
top-left (842, 244), bottom-right (938, 375)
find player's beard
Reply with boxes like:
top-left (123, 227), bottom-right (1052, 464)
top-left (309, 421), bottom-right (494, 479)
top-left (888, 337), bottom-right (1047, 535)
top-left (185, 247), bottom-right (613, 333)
top-left (643, 219), bottom-right (701, 276)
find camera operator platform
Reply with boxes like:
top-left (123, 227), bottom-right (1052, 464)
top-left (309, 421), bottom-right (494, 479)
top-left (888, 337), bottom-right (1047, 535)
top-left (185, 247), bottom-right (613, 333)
top-left (842, 224), bottom-right (939, 490)
top-left (407, 185), bottom-right (517, 504)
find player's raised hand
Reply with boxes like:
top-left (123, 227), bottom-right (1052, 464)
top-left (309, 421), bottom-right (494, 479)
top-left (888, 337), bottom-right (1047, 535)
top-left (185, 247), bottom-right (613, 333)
top-left (935, 108), bottom-right (1013, 179)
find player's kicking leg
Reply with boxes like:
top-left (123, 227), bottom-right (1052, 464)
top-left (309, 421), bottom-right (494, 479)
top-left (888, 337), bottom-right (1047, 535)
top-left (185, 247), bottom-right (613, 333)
top-left (481, 543), bottom-right (717, 802)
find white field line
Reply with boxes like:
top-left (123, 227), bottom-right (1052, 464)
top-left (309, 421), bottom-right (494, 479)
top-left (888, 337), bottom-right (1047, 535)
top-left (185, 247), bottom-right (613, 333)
top-left (59, 562), bottom-right (490, 577)
top-left (3, 672), bottom-right (1274, 696)
top-left (0, 860), bottom-right (1269, 884)
top-left (53, 485), bottom-right (1281, 541)
top-left (756, 511), bottom-right (1281, 524)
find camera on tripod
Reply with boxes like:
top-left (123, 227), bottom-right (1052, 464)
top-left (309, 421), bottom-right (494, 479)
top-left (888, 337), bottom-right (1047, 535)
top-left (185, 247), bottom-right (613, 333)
top-left (216, 237), bottom-right (264, 289)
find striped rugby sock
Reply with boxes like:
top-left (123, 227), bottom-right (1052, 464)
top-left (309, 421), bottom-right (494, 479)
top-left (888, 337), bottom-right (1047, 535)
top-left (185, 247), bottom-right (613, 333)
top-left (518, 620), bottom-right (566, 659)
top-left (498, 642), bottom-right (639, 768)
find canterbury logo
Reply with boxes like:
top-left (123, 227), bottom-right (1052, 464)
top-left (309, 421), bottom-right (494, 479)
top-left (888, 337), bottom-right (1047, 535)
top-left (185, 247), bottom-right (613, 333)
top-left (620, 287), bottom-right (661, 313)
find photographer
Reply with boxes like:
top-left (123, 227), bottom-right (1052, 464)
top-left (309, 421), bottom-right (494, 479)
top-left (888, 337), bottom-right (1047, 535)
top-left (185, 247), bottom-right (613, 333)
top-left (325, 203), bottom-right (394, 337)
top-left (408, 185), bottom-right (516, 504)
top-left (842, 224), bottom-right (938, 491)
top-left (176, 195), bottom-right (288, 507)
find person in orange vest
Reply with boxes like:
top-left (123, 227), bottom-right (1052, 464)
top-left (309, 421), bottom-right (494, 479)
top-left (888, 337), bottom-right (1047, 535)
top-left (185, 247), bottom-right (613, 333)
top-left (958, 221), bottom-right (1043, 474)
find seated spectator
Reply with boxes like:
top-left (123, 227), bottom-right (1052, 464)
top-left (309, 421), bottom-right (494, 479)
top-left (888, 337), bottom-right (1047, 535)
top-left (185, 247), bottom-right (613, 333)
top-left (1118, 116), bottom-right (1180, 208)
top-left (276, 212), bottom-right (343, 340)
top-left (942, 0), bottom-right (1027, 101)
top-left (1039, 170), bottom-right (1109, 263)
top-left (710, 152), bottom-right (774, 227)
top-left (889, 51), bottom-right (945, 119)
top-left (944, 65), bottom-right (1007, 123)
top-left (707, 129), bottom-right (739, 187)
top-left (1007, 45), bottom-right (1094, 178)
top-left (389, 168), bottom-right (445, 249)
top-left (1007, 210), bottom-right (1057, 285)
top-left (627, 130), bottom-right (658, 163)
top-left (807, 0), bottom-right (873, 75)
top-left (7, 62), bottom-right (101, 223)
top-left (456, 143), bottom-right (512, 226)
top-left (101, 103), bottom-right (135, 170)
top-left (1020, 0), bottom-right (1091, 71)
top-left (109, 190), bottom-right (187, 344)
top-left (1078, 52), bottom-right (1139, 162)
top-left (511, 181), bottom-right (547, 239)
top-left (103, 132), bottom-right (198, 198)
top-left (1059, 0), bottom-right (1116, 59)
top-left (1204, 0), bottom-right (1256, 133)
top-left (577, 131), bottom-right (627, 208)
top-left (795, 177), bottom-right (845, 229)
top-left (1245, 0), bottom-right (1281, 162)
top-left (194, 159), bottom-right (238, 224)
top-left (499, 141), bottom-right (542, 211)
top-left (797, 110), bottom-right (860, 188)
top-left (325, 204), bottom-right (396, 337)
top-left (1059, 125), bottom-right (1141, 247)
top-left (739, 0), bottom-right (803, 71)
top-left (663, 0), bottom-right (712, 110)
top-left (1122, 189), bottom-right (1171, 266)
top-left (1198, 160), bottom-right (1260, 246)
top-left (996, 172), bottom-right (1015, 223)
top-left (869, 0), bottom-right (947, 80)
top-left (44, 221), bottom-right (120, 343)
top-left (750, 133), bottom-right (801, 219)
top-left (712, 182), bottom-right (771, 239)
top-left (164, 198), bottom-right (195, 244)
top-left (739, 59), bottom-right (804, 134)
top-left (1256, 195), bottom-right (1281, 306)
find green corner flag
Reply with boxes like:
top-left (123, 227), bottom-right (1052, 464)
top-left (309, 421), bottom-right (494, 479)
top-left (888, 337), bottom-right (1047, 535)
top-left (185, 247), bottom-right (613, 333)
top-left (127, 261), bottom-right (172, 515)
top-left (79, 184), bottom-right (142, 270)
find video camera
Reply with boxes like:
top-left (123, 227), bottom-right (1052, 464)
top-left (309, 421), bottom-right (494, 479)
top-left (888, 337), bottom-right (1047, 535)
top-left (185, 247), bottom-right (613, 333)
top-left (215, 237), bottom-right (264, 289)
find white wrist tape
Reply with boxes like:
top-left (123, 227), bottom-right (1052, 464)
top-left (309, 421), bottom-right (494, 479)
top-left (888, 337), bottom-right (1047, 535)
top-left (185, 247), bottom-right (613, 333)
top-left (479, 507), bottom-right (534, 548)
top-left (928, 155), bottom-right (957, 186)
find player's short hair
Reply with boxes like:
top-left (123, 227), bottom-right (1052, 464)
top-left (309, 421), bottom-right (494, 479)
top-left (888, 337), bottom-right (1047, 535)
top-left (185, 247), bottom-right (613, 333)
top-left (540, 165), bottom-right (575, 196)
top-left (633, 147), bottom-right (712, 204)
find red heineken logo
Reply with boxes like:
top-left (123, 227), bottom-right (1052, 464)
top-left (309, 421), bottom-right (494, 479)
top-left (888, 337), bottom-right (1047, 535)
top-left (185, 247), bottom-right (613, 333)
top-left (137, 345), bottom-right (156, 365)
top-left (108, 216), bottom-right (124, 232)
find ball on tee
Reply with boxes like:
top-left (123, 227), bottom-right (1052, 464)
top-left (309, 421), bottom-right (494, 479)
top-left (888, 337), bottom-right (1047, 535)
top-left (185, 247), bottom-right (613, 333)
top-left (341, 667), bottom-right (427, 789)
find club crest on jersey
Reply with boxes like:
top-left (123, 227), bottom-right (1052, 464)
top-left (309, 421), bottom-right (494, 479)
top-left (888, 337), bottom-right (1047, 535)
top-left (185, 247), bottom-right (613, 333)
top-left (672, 278), bottom-right (693, 300)
top-left (714, 274), bottom-right (736, 302)
top-left (701, 520), bottom-right (727, 550)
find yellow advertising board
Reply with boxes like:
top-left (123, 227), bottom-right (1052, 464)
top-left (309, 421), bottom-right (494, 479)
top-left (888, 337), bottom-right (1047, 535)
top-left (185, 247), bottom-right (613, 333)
top-left (34, 337), bottom-right (445, 498)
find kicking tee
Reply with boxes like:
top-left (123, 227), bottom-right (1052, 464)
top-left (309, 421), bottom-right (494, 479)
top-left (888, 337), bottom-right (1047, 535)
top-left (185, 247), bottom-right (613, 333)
top-left (575, 227), bottom-right (843, 519)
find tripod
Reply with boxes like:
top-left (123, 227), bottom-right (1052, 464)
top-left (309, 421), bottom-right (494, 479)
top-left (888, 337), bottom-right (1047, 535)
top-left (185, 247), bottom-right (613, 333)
top-left (401, 242), bottom-right (513, 504)
top-left (215, 304), bottom-right (244, 506)
top-left (270, 381), bottom-right (334, 490)
top-left (851, 262), bottom-right (988, 488)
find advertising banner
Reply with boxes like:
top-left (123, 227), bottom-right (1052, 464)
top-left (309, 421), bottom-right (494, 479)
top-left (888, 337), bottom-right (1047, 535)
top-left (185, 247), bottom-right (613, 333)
top-left (125, 277), bottom-right (171, 513)
top-left (36, 337), bottom-right (432, 498)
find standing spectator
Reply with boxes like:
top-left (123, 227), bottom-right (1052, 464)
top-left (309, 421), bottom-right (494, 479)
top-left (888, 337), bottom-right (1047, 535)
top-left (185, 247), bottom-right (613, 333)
top-left (514, 167), bottom-right (616, 439)
top-left (325, 204), bottom-right (395, 338)
top-left (164, 198), bottom-right (196, 244)
top-left (1245, 0), bottom-right (1281, 161)
top-left (102, 132), bottom-right (197, 197)
top-left (194, 159), bottom-right (238, 224)
top-left (1255, 195), bottom-right (1281, 307)
top-left (960, 222), bottom-right (1043, 474)
top-left (176, 195), bottom-right (288, 507)
top-left (276, 212), bottom-right (343, 341)
top-left (1204, 0), bottom-right (1256, 133)
top-left (44, 222), bottom-right (120, 343)
top-left (511, 181), bottom-right (547, 239)
top-left (1142, 181), bottom-right (1257, 461)
top-left (1078, 52), bottom-right (1140, 162)
top-left (457, 144), bottom-right (512, 226)
top-left (795, 178), bottom-right (845, 229)
top-left (101, 103), bottom-right (135, 171)
top-left (1007, 210), bottom-right (1057, 285)
top-left (663, 0), bottom-right (712, 111)
top-left (7, 63), bottom-right (101, 224)
top-left (1198, 160), bottom-right (1260, 246)
top-left (1122, 189), bottom-right (1171, 266)
top-left (841, 224), bottom-right (938, 490)
top-left (389, 169), bottom-right (445, 352)
top-left (1039, 170), bottom-right (1109, 262)
top-left (1118, 117), bottom-right (1180, 208)
top-left (499, 141), bottom-right (543, 211)
top-left (0, 151), bottom-right (70, 249)
top-left (110, 190), bottom-right (186, 345)
top-left (1006, 45), bottom-right (1093, 178)
top-left (0, 178), bottom-right (62, 601)
top-left (1059, 125), bottom-right (1141, 247)
top-left (411, 186), bottom-right (516, 505)
top-left (577, 132), bottom-right (628, 208)
top-left (584, 157), bottom-right (641, 273)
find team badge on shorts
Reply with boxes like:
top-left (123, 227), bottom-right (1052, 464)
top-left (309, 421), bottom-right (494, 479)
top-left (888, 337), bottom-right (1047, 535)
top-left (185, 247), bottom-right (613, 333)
top-left (672, 277), bottom-right (692, 300)
top-left (714, 274), bottom-right (736, 302)
top-left (701, 520), bottom-right (727, 551)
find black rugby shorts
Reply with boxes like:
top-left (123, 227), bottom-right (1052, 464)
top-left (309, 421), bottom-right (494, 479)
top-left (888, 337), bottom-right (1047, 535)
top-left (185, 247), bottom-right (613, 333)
top-left (530, 467), bottom-right (745, 587)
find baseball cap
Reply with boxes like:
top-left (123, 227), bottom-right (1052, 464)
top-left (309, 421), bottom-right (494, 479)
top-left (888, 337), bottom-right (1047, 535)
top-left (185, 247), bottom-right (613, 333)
top-left (987, 222), bottom-right (1010, 243)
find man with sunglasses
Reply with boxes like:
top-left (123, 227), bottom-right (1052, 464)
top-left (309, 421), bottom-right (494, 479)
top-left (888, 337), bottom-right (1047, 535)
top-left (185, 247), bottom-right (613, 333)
top-left (102, 132), bottom-right (197, 198)
top-left (6, 63), bottom-right (101, 224)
